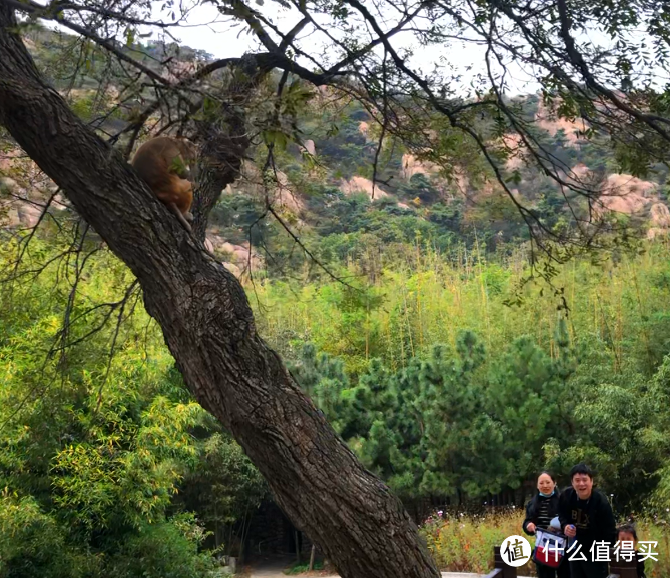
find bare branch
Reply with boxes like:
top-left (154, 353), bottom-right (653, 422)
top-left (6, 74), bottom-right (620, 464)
top-left (3, 0), bottom-right (172, 85)
top-left (94, 278), bottom-right (141, 412)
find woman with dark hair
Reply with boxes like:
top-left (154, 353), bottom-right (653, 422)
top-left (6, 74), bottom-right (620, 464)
top-left (522, 471), bottom-right (570, 578)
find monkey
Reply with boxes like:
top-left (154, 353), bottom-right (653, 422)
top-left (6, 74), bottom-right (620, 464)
top-left (131, 136), bottom-right (198, 233)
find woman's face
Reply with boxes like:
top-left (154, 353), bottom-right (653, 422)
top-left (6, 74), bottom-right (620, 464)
top-left (537, 473), bottom-right (555, 494)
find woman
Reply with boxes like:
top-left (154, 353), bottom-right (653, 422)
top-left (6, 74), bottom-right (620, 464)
top-left (522, 471), bottom-right (570, 578)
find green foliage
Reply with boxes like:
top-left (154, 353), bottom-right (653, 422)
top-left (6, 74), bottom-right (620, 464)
top-left (209, 192), bottom-right (271, 246)
top-left (104, 516), bottom-right (219, 578)
top-left (200, 82), bottom-right (670, 279)
top-left (256, 241), bottom-right (670, 509)
top-left (288, 328), bottom-right (576, 501)
top-left (301, 101), bottom-right (379, 180)
top-left (283, 560), bottom-right (324, 575)
top-left (0, 237), bottom-right (263, 577)
top-left (0, 492), bottom-right (88, 578)
top-left (178, 432), bottom-right (268, 555)
top-left (398, 174), bottom-right (441, 204)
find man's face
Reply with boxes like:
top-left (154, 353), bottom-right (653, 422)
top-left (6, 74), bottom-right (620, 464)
top-left (572, 473), bottom-right (593, 499)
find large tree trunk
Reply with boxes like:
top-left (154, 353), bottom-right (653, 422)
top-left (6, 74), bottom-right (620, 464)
top-left (0, 7), bottom-right (440, 578)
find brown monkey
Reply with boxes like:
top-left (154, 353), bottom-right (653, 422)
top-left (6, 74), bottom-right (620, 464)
top-left (131, 136), bottom-right (197, 232)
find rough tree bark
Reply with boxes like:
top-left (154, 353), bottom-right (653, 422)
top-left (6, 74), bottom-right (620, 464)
top-left (0, 6), bottom-right (440, 578)
top-left (190, 82), bottom-right (255, 241)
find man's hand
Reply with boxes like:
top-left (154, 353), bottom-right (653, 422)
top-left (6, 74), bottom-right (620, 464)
top-left (564, 524), bottom-right (577, 537)
top-left (526, 522), bottom-right (536, 534)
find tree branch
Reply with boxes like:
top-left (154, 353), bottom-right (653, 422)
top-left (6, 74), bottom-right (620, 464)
top-left (3, 0), bottom-right (172, 85)
top-left (278, 15), bottom-right (309, 52)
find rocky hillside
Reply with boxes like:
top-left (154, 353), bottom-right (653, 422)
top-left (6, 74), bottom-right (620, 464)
top-left (2, 28), bottom-right (669, 279)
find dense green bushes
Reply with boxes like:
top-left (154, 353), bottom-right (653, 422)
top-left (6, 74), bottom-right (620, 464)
top-left (0, 238), bottom-right (263, 578)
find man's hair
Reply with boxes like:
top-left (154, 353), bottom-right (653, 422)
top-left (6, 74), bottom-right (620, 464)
top-left (569, 463), bottom-right (593, 479)
top-left (617, 524), bottom-right (638, 541)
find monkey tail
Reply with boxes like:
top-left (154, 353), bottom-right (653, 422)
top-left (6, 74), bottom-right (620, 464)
top-left (167, 202), bottom-right (193, 233)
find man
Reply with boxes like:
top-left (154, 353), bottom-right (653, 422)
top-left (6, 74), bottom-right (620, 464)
top-left (558, 463), bottom-right (617, 578)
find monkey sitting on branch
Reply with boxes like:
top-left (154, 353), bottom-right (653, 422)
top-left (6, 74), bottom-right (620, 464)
top-left (131, 136), bottom-right (198, 233)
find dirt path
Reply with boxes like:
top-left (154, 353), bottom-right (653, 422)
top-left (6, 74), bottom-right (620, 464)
top-left (245, 554), bottom-right (338, 578)
top-left (245, 556), bottom-right (515, 578)
top-left (248, 560), bottom-right (338, 578)
top-left (250, 566), bottom-right (526, 578)
top-left (250, 570), bottom-right (338, 578)
top-left (248, 566), bottom-right (503, 578)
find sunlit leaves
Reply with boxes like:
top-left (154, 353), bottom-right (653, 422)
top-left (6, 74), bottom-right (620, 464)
top-left (0, 239), bottom-right (249, 575)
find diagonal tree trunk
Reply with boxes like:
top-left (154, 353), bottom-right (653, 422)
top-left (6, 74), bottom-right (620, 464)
top-left (0, 5), bottom-right (440, 578)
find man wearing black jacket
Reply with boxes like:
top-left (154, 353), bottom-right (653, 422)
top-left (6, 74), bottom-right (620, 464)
top-left (558, 463), bottom-right (617, 578)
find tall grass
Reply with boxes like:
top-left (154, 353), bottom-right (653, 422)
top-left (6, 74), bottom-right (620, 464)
top-left (249, 238), bottom-right (670, 376)
top-left (420, 509), bottom-right (537, 575)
